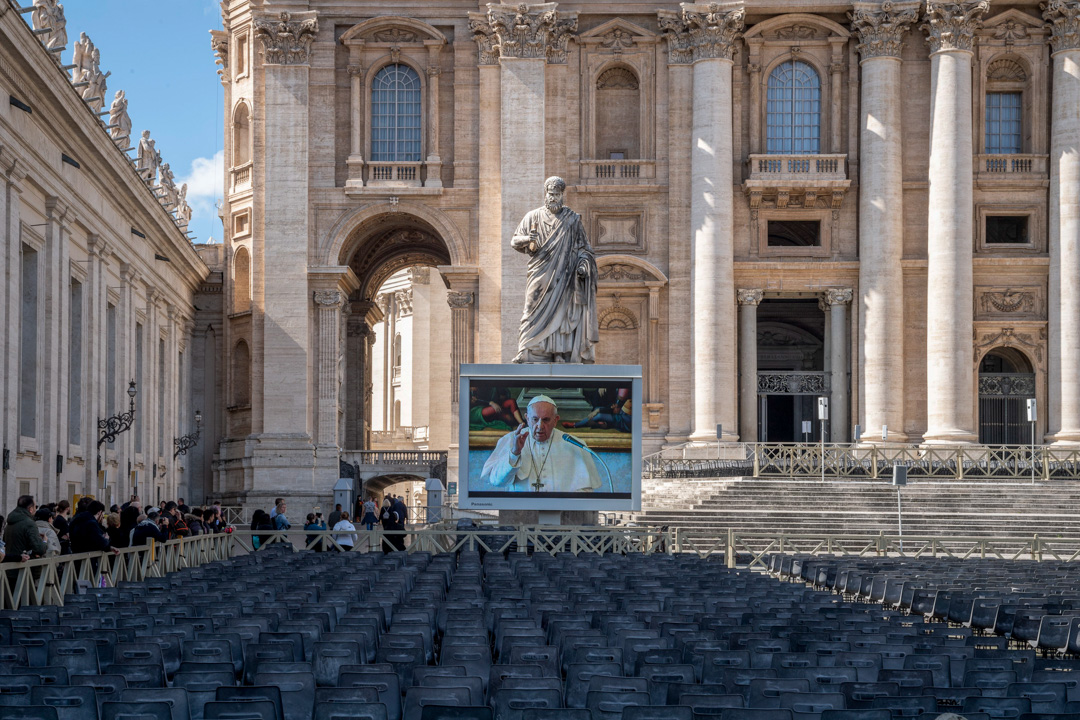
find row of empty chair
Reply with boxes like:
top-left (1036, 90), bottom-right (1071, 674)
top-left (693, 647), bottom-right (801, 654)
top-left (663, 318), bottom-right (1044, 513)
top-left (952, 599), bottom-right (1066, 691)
top-left (0, 546), bottom-right (1077, 719)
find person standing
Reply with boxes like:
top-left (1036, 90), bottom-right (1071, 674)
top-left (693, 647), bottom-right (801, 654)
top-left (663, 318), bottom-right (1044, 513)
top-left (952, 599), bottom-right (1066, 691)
top-left (361, 495), bottom-right (378, 531)
top-left (3, 496), bottom-right (46, 561)
top-left (272, 500), bottom-right (290, 531)
top-left (328, 504), bottom-right (343, 529)
top-left (332, 511), bottom-right (355, 552)
top-left (391, 494), bottom-right (408, 551)
top-left (69, 501), bottom-right (114, 554)
top-left (53, 500), bottom-right (71, 555)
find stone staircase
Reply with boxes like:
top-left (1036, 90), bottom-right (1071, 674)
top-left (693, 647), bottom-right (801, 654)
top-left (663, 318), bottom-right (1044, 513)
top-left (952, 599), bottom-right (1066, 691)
top-left (633, 477), bottom-right (1080, 541)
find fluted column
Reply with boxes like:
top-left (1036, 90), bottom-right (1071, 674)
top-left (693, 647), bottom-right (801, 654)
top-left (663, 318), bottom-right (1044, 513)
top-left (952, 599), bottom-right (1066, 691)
top-left (738, 289), bottom-right (763, 443)
top-left (1045, 1), bottom-right (1080, 444)
top-left (447, 291), bottom-right (476, 404)
top-left (921, 0), bottom-right (987, 444)
top-left (471, 3), bottom-right (577, 361)
top-left (661, 1), bottom-right (745, 442)
top-left (850, 1), bottom-right (919, 443)
top-left (314, 290), bottom-right (345, 447)
top-left (825, 289), bottom-right (853, 443)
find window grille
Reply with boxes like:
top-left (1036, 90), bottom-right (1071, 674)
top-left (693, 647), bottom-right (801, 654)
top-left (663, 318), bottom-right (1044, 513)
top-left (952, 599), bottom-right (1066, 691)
top-left (371, 64), bottom-right (422, 162)
top-left (985, 92), bottom-right (1022, 154)
top-left (766, 61), bottom-right (821, 155)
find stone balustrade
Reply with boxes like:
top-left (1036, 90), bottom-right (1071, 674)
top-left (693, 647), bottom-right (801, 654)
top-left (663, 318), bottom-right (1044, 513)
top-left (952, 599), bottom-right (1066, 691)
top-left (747, 153), bottom-right (847, 183)
top-left (578, 159), bottom-right (656, 184)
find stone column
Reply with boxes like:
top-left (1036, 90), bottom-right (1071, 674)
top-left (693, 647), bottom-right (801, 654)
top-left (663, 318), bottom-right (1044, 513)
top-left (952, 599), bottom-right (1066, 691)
top-left (425, 42), bottom-right (443, 187)
top-left (447, 289), bottom-right (478, 404)
top-left (921, 0), bottom-right (987, 444)
top-left (314, 290), bottom-right (345, 448)
top-left (825, 288), bottom-right (853, 443)
top-left (851, 1), bottom-right (920, 443)
top-left (251, 10), bottom-right (319, 495)
top-left (42, 198), bottom-right (70, 503)
top-left (472, 3), bottom-right (577, 362)
top-left (661, 2), bottom-right (745, 442)
top-left (346, 62), bottom-right (364, 188)
top-left (0, 153), bottom-right (26, 508)
top-left (1045, 0), bottom-right (1080, 444)
top-left (737, 289), bottom-right (763, 443)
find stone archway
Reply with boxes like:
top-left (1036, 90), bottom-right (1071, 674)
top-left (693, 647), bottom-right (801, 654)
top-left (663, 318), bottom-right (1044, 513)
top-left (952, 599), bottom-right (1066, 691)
top-left (339, 215), bottom-right (452, 452)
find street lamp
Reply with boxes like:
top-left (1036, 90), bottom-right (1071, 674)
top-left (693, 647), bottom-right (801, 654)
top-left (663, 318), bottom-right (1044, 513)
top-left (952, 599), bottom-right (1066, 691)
top-left (173, 410), bottom-right (203, 459)
top-left (97, 380), bottom-right (137, 473)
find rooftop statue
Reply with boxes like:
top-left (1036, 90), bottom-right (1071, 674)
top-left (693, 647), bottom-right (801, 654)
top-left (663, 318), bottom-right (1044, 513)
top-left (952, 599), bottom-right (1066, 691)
top-left (109, 90), bottom-right (131, 150)
top-left (137, 130), bottom-right (159, 184)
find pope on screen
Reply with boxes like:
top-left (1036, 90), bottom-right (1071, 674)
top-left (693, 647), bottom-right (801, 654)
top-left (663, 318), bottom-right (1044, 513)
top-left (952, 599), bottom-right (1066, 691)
top-left (480, 395), bottom-right (602, 493)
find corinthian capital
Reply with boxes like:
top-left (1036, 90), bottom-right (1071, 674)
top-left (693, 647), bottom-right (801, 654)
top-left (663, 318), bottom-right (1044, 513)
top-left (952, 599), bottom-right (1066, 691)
top-left (921, 1), bottom-right (989, 53)
top-left (314, 290), bottom-right (344, 309)
top-left (471, 3), bottom-right (578, 65)
top-left (1044, 0), bottom-right (1080, 53)
top-left (825, 287), bottom-right (854, 306)
top-left (253, 11), bottom-right (319, 66)
top-left (659, 2), bottom-right (745, 64)
top-left (850, 1), bottom-right (921, 60)
top-left (447, 291), bottom-right (475, 309)
top-left (737, 288), bottom-right (764, 306)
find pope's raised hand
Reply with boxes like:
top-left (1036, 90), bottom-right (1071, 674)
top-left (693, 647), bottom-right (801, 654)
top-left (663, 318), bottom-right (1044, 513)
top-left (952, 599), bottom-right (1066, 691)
top-left (513, 423), bottom-right (529, 455)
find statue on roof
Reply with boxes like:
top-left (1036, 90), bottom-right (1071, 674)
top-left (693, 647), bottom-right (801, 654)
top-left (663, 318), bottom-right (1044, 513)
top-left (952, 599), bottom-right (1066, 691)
top-left (81, 47), bottom-right (110, 112)
top-left (31, 0), bottom-right (67, 52)
top-left (176, 184), bottom-right (192, 230)
top-left (109, 90), bottom-right (131, 150)
top-left (158, 162), bottom-right (179, 210)
top-left (72, 31), bottom-right (94, 81)
top-left (137, 130), bottom-right (159, 184)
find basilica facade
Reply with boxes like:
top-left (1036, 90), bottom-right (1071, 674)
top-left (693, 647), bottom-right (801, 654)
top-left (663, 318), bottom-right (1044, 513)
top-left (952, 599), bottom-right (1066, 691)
top-left (205, 0), bottom-right (1080, 505)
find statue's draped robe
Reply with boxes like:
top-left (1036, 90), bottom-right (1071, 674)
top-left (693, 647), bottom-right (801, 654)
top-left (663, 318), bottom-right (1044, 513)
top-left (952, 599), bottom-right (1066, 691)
top-left (512, 206), bottom-right (599, 363)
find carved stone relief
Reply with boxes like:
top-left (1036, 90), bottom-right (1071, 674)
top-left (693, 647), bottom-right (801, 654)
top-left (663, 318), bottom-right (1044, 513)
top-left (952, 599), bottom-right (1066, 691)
top-left (922, 1), bottom-right (989, 54)
top-left (849, 1), bottom-right (920, 60)
top-left (592, 211), bottom-right (645, 253)
top-left (253, 11), bottom-right (319, 66)
top-left (975, 326), bottom-right (1045, 365)
top-left (597, 263), bottom-right (657, 282)
top-left (987, 58), bottom-right (1026, 81)
top-left (976, 286), bottom-right (1043, 319)
top-left (598, 304), bottom-right (639, 330)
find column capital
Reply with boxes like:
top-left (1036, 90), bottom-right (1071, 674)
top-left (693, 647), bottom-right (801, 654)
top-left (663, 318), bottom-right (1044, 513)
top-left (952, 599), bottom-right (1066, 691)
top-left (253, 10), bottom-right (319, 66)
top-left (921, 1), bottom-right (989, 54)
top-left (468, 3), bottom-right (578, 65)
top-left (210, 30), bottom-right (229, 83)
top-left (88, 234), bottom-right (111, 261)
top-left (313, 290), bottom-right (345, 310)
top-left (659, 2), bottom-right (745, 64)
top-left (849, 1), bottom-right (921, 60)
top-left (824, 287), bottom-right (854, 306)
top-left (1044, 1), bottom-right (1080, 53)
top-left (447, 290), bottom-right (475, 309)
top-left (737, 288), bottom-right (764, 306)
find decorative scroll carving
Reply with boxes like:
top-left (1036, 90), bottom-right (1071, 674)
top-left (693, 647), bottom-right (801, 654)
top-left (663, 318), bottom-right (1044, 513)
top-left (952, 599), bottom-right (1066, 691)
top-left (1043, 0), bottom-right (1080, 53)
top-left (994, 19), bottom-right (1029, 47)
top-left (394, 289), bottom-right (413, 317)
top-left (980, 288), bottom-right (1036, 314)
top-left (597, 67), bottom-right (639, 89)
top-left (599, 304), bottom-right (640, 330)
top-left (987, 58), bottom-right (1027, 81)
top-left (210, 30), bottom-right (229, 81)
top-left (447, 291), bottom-right (474, 309)
top-left (825, 287), bottom-right (854, 306)
top-left (472, 3), bottom-right (579, 64)
top-left (775, 25), bottom-right (820, 40)
top-left (598, 263), bottom-right (654, 282)
top-left (737, 288), bottom-right (764, 306)
top-left (921, 1), bottom-right (989, 54)
top-left (975, 327), bottom-right (1043, 363)
top-left (978, 373), bottom-right (1036, 396)
top-left (253, 11), bottom-right (319, 66)
top-left (757, 372), bottom-right (830, 395)
top-left (373, 28), bottom-right (418, 43)
top-left (601, 28), bottom-right (635, 54)
top-left (659, 2), bottom-right (745, 63)
top-left (314, 290), bottom-right (344, 308)
top-left (850, 0), bottom-right (921, 60)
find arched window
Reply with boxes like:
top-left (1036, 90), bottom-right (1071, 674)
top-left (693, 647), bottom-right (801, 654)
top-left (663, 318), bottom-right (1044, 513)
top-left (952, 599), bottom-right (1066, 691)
top-left (232, 104), bottom-right (251, 167)
top-left (233, 246), bottom-right (251, 313)
top-left (232, 340), bottom-right (251, 407)
top-left (766, 60), bottom-right (821, 155)
top-left (371, 64), bottom-right (422, 162)
top-left (595, 67), bottom-right (641, 160)
top-left (985, 59), bottom-right (1027, 155)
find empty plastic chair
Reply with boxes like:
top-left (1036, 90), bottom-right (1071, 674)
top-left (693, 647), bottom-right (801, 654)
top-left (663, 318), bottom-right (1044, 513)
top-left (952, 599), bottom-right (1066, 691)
top-left (119, 688), bottom-right (191, 720)
top-left (717, 711), bottom-right (794, 720)
top-left (677, 693), bottom-right (746, 718)
top-left (0, 707), bottom-right (60, 720)
top-left (1006, 682), bottom-right (1069, 714)
top-left (420, 676), bottom-right (484, 706)
top-left (47, 639), bottom-right (100, 677)
top-left (489, 688), bottom-right (562, 720)
top-left (818, 712), bottom-right (890, 720)
top-left (337, 672), bottom-right (400, 720)
top-left (962, 696), bottom-right (1031, 719)
top-left (110, 663), bottom-right (166, 689)
top-left (585, 690), bottom-right (652, 720)
top-left (215, 686), bottom-right (284, 720)
top-left (312, 641), bottom-right (361, 688)
top-left (252, 672), bottom-right (316, 720)
top-left (101, 701), bottom-right (174, 720)
top-left (71, 674), bottom-right (128, 717)
top-left (203, 701), bottom-right (278, 720)
top-left (519, 711), bottom-right (591, 720)
top-left (312, 702), bottom-right (388, 720)
top-left (749, 680), bottom-right (812, 710)
top-left (313, 688), bottom-right (380, 705)
top-left (867, 694), bottom-right (937, 717)
top-left (404, 687), bottom-right (472, 720)
top-left (29, 685), bottom-right (97, 720)
top-left (418, 709), bottom-right (493, 720)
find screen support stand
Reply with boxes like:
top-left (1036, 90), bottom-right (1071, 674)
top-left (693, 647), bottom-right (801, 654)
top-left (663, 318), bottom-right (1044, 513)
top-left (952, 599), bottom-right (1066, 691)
top-left (538, 510), bottom-right (562, 526)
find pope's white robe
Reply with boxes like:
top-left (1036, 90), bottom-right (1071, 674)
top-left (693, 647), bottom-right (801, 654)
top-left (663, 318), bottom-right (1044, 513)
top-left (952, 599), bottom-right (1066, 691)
top-left (481, 428), bottom-right (602, 492)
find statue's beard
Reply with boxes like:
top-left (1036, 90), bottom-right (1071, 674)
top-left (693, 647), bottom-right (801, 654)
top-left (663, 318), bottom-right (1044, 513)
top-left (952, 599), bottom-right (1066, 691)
top-left (545, 201), bottom-right (562, 214)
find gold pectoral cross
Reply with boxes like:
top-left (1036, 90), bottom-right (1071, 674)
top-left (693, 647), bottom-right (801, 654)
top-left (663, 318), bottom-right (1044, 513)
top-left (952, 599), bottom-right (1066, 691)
top-left (531, 478), bottom-right (545, 492)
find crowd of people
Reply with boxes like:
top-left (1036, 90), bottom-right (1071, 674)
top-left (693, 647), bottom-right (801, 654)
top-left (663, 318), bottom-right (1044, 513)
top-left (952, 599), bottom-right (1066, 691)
top-left (0, 494), bottom-right (231, 563)
top-left (1, 490), bottom-right (416, 563)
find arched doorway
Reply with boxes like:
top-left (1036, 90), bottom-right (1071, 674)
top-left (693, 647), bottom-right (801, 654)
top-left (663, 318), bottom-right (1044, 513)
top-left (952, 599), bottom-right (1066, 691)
top-left (339, 215), bottom-right (452, 452)
top-left (978, 348), bottom-right (1035, 444)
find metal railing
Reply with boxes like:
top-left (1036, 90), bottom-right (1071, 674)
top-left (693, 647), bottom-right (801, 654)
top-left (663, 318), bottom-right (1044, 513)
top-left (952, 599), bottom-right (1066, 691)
top-left (672, 529), bottom-right (1080, 569)
top-left (644, 442), bottom-right (1080, 481)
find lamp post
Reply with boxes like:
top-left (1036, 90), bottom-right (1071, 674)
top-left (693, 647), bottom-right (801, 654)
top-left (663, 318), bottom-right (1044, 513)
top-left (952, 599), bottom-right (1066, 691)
top-left (97, 380), bottom-right (137, 474)
top-left (173, 409), bottom-right (202, 459)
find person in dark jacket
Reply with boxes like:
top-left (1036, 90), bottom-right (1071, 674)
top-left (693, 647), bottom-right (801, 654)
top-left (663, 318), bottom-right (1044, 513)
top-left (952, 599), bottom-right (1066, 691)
top-left (130, 513), bottom-right (168, 547)
top-left (119, 504), bottom-right (140, 546)
top-left (391, 494), bottom-right (408, 551)
top-left (250, 510), bottom-right (273, 549)
top-left (69, 501), bottom-right (115, 554)
top-left (2, 495), bottom-right (47, 562)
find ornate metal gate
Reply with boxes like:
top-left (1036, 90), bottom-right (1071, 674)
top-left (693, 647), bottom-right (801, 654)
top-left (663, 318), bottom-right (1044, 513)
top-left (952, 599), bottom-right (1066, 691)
top-left (978, 373), bottom-right (1035, 445)
top-left (757, 371), bottom-right (830, 442)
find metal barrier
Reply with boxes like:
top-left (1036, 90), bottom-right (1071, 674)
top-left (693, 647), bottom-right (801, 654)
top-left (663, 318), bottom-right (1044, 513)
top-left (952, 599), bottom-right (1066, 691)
top-left (671, 528), bottom-right (1080, 569)
top-left (645, 442), bottom-right (1080, 481)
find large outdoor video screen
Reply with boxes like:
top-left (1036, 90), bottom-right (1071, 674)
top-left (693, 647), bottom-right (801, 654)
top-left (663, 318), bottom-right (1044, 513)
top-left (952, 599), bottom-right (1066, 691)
top-left (458, 364), bottom-right (642, 512)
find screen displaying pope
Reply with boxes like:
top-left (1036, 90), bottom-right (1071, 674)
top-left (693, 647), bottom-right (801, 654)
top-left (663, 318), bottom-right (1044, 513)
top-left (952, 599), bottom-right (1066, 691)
top-left (480, 395), bottom-right (602, 493)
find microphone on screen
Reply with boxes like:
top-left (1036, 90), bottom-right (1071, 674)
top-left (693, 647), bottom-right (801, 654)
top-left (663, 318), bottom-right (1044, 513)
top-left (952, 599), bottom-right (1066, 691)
top-left (562, 433), bottom-right (614, 493)
top-left (562, 433), bottom-right (587, 449)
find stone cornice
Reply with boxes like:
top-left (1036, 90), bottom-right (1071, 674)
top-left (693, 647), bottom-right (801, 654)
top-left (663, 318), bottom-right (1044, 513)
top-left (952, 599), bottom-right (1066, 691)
top-left (253, 11), bottom-right (319, 66)
top-left (922, 1), bottom-right (990, 53)
top-left (659, 2), bottom-right (745, 64)
top-left (469, 3), bottom-right (578, 65)
top-left (850, 1), bottom-right (921, 60)
top-left (1043, 0), bottom-right (1080, 53)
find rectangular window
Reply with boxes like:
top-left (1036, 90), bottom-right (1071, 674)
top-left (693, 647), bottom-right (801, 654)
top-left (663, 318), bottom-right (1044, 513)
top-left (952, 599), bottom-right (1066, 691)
top-left (986, 92), bottom-right (1022, 154)
top-left (235, 34), bottom-right (248, 77)
top-left (609, 151), bottom-right (626, 160)
top-left (19, 244), bottom-right (38, 439)
top-left (768, 220), bottom-right (821, 247)
top-left (106, 304), bottom-right (117, 448)
top-left (68, 280), bottom-right (83, 446)
top-left (986, 215), bottom-right (1028, 244)
top-left (135, 324), bottom-right (143, 454)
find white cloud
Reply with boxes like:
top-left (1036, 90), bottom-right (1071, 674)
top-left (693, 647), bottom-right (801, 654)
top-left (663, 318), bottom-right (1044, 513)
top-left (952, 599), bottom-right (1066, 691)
top-left (179, 150), bottom-right (224, 243)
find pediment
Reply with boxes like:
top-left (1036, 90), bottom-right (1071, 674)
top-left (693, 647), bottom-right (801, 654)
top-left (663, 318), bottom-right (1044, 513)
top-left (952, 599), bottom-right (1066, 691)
top-left (596, 255), bottom-right (668, 285)
top-left (982, 8), bottom-right (1048, 31)
top-left (580, 18), bottom-right (656, 40)
top-left (743, 13), bottom-right (850, 41)
top-left (980, 8), bottom-right (1049, 40)
top-left (340, 17), bottom-right (447, 46)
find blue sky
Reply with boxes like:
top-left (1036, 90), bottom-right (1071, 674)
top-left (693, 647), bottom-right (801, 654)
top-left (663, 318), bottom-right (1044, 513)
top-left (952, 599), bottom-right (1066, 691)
top-left (57, 1), bottom-right (225, 244)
